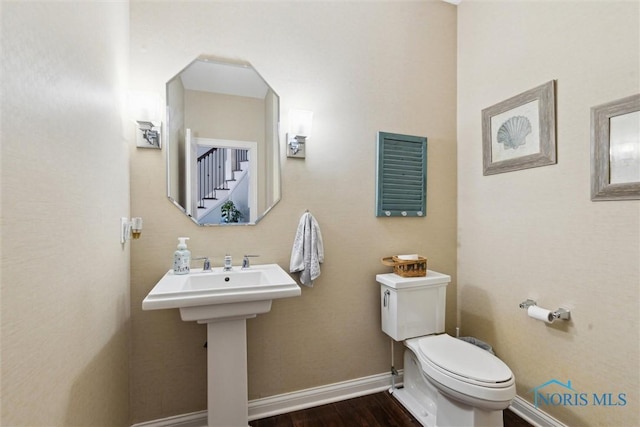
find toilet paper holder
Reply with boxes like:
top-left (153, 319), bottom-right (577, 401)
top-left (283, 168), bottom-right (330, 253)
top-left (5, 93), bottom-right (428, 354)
top-left (519, 299), bottom-right (571, 321)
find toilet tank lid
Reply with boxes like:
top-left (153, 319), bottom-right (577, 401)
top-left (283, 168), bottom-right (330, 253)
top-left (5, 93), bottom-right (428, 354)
top-left (376, 270), bottom-right (451, 289)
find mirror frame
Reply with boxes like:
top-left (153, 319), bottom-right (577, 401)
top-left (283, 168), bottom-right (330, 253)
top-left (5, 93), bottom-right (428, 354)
top-left (165, 56), bottom-right (282, 225)
top-left (591, 93), bottom-right (640, 201)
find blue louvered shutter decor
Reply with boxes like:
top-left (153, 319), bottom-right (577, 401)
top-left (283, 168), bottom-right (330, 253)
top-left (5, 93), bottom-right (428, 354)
top-left (376, 132), bottom-right (427, 217)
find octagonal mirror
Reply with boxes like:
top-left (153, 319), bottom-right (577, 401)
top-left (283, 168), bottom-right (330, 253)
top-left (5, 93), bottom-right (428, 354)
top-left (166, 57), bottom-right (281, 225)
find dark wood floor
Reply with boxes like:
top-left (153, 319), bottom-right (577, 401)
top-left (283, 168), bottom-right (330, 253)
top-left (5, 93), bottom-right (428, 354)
top-left (249, 391), bottom-right (533, 427)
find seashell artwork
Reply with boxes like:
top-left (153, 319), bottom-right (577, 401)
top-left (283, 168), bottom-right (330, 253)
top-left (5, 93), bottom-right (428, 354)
top-left (497, 115), bottom-right (532, 150)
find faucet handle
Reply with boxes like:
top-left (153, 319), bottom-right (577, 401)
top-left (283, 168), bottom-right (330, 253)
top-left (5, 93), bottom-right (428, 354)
top-left (194, 256), bottom-right (211, 271)
top-left (242, 255), bottom-right (259, 269)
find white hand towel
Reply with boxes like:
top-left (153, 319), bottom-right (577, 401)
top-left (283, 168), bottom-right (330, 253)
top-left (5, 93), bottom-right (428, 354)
top-left (290, 212), bottom-right (324, 286)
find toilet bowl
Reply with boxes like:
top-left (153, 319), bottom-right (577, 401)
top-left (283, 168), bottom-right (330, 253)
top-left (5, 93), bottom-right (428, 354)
top-left (376, 271), bottom-right (516, 427)
top-left (408, 334), bottom-right (515, 408)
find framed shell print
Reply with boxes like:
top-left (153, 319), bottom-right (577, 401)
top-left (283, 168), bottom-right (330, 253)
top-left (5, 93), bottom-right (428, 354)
top-left (482, 81), bottom-right (556, 175)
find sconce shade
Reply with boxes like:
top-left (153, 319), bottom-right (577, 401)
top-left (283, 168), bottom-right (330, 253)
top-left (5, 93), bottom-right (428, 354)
top-left (128, 91), bottom-right (161, 121)
top-left (289, 109), bottom-right (313, 137)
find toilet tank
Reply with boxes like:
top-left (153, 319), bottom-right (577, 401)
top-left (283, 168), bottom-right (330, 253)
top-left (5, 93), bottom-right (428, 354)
top-left (376, 270), bottom-right (451, 341)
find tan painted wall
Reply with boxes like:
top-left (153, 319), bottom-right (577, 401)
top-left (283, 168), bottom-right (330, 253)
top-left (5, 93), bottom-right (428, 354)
top-left (457, 2), bottom-right (639, 426)
top-left (129, 1), bottom-right (457, 422)
top-left (0, 2), bottom-right (131, 426)
top-left (3, 2), bottom-right (636, 426)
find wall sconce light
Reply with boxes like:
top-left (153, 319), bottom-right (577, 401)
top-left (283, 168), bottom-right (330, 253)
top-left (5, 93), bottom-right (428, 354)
top-left (135, 120), bottom-right (162, 149)
top-left (128, 91), bottom-right (161, 121)
top-left (128, 91), bottom-right (162, 149)
top-left (121, 217), bottom-right (143, 244)
top-left (287, 109), bottom-right (313, 158)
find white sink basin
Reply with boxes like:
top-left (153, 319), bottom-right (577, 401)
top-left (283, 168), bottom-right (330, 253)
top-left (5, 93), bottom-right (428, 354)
top-left (142, 263), bottom-right (301, 322)
top-left (143, 263), bottom-right (300, 426)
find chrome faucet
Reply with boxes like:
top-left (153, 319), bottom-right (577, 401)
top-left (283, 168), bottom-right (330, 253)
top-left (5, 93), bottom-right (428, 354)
top-left (242, 255), bottom-right (259, 269)
top-left (193, 257), bottom-right (211, 271)
top-left (223, 255), bottom-right (233, 271)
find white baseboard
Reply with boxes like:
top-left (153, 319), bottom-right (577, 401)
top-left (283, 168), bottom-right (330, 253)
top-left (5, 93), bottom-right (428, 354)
top-left (509, 395), bottom-right (568, 427)
top-left (132, 373), bottom-right (567, 427)
top-left (131, 371), bottom-right (401, 427)
top-left (248, 370), bottom-right (402, 420)
top-left (131, 411), bottom-right (208, 427)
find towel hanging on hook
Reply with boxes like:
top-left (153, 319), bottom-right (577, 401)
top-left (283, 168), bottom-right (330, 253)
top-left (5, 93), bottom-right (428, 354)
top-left (290, 211), bottom-right (324, 286)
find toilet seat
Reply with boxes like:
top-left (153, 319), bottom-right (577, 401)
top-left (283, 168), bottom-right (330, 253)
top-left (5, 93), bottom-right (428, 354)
top-left (418, 334), bottom-right (512, 386)
top-left (405, 334), bottom-right (516, 409)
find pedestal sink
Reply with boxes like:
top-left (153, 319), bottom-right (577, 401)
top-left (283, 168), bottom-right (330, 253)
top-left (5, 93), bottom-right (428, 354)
top-left (142, 264), bottom-right (301, 427)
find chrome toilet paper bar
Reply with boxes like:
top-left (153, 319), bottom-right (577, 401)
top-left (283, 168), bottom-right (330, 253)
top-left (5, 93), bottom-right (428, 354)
top-left (551, 308), bottom-right (571, 321)
top-left (519, 299), bottom-right (571, 322)
top-left (518, 299), bottom-right (537, 309)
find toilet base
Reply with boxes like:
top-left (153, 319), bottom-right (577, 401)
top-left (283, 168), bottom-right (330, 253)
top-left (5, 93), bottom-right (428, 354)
top-left (394, 348), bottom-right (505, 427)
top-left (391, 387), bottom-right (437, 427)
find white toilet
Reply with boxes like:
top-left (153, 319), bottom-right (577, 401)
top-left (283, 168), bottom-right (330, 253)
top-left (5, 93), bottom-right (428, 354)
top-left (376, 270), bottom-right (516, 427)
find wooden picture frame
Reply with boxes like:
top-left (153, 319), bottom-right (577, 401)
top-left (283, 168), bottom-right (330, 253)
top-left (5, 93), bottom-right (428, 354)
top-left (482, 81), bottom-right (556, 175)
top-left (591, 94), bottom-right (640, 201)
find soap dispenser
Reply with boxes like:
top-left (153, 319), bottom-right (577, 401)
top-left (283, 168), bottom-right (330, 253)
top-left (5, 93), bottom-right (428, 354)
top-left (173, 237), bottom-right (191, 275)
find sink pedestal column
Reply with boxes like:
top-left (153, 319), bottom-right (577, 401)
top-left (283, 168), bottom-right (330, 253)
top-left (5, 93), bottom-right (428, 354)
top-left (205, 316), bottom-right (254, 427)
top-left (143, 265), bottom-right (301, 427)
